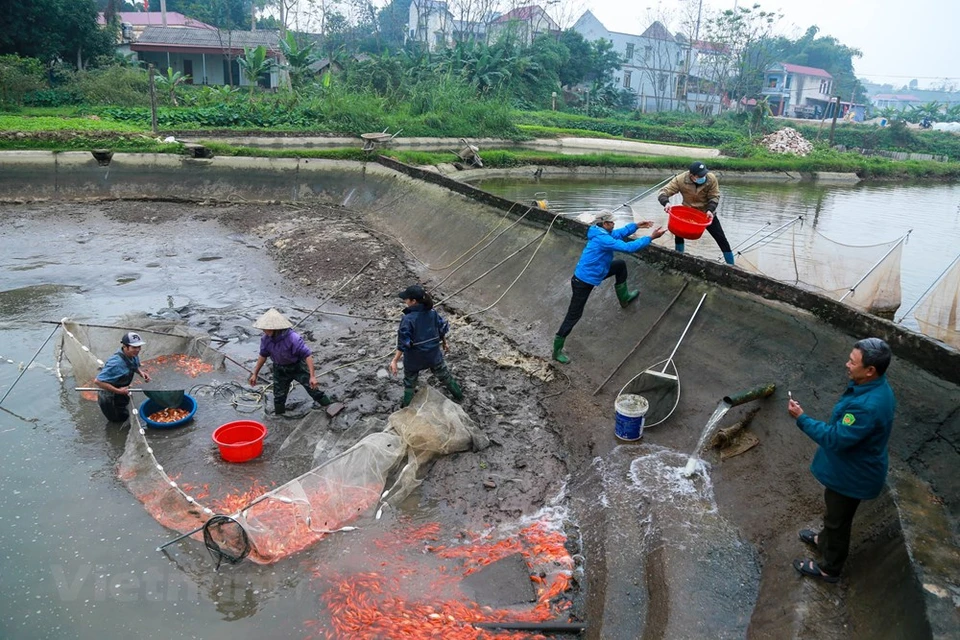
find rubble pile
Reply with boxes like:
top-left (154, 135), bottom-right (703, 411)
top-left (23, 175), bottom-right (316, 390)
top-left (759, 127), bottom-right (814, 156)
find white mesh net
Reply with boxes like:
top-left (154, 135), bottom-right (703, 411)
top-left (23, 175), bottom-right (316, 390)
top-left (59, 319), bottom-right (488, 564)
top-left (738, 225), bottom-right (905, 316)
top-left (913, 256), bottom-right (960, 350)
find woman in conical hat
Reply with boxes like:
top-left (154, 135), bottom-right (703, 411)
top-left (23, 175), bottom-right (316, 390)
top-left (249, 309), bottom-right (334, 415)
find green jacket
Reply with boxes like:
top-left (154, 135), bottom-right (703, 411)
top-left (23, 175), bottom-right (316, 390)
top-left (796, 376), bottom-right (896, 500)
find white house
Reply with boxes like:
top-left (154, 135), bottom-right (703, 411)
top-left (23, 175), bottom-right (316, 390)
top-left (573, 11), bottom-right (683, 112)
top-left (761, 63), bottom-right (834, 118)
top-left (872, 94), bottom-right (922, 112)
top-left (407, 0), bottom-right (454, 51)
top-left (487, 5), bottom-right (559, 47)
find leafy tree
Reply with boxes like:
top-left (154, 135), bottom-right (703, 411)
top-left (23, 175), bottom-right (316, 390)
top-left (153, 67), bottom-right (190, 105)
top-left (238, 45), bottom-right (273, 94)
top-left (0, 54), bottom-right (46, 108)
top-left (0, 0), bottom-right (117, 68)
top-left (278, 33), bottom-right (319, 89)
top-left (163, 0), bottom-right (252, 30)
top-left (701, 3), bottom-right (781, 103)
top-left (772, 26), bottom-right (867, 103)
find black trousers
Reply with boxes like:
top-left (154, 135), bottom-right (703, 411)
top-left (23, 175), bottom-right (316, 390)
top-left (675, 213), bottom-right (732, 253)
top-left (556, 259), bottom-right (627, 338)
top-left (272, 360), bottom-right (328, 412)
top-left (818, 487), bottom-right (862, 575)
top-left (97, 390), bottom-right (131, 423)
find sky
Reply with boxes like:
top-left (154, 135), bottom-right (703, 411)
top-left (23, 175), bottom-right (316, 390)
top-left (581, 0), bottom-right (960, 90)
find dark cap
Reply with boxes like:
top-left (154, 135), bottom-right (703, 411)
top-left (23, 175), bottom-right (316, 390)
top-left (398, 284), bottom-right (426, 301)
top-left (121, 332), bottom-right (145, 347)
top-left (688, 161), bottom-right (708, 177)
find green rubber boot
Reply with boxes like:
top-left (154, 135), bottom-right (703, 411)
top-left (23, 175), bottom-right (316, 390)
top-left (614, 282), bottom-right (639, 308)
top-left (401, 388), bottom-right (415, 408)
top-left (552, 335), bottom-right (571, 364)
top-left (446, 378), bottom-right (464, 402)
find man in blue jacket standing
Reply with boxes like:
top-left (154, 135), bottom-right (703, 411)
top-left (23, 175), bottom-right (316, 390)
top-left (553, 211), bottom-right (666, 364)
top-left (787, 337), bottom-right (896, 583)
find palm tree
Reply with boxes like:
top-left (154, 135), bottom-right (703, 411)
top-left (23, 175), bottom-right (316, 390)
top-left (153, 67), bottom-right (190, 106)
top-left (238, 46), bottom-right (273, 95)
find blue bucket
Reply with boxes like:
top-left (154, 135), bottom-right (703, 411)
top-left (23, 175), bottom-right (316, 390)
top-left (615, 394), bottom-right (649, 441)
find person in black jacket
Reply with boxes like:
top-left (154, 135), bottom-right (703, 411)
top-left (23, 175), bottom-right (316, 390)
top-left (388, 285), bottom-right (463, 407)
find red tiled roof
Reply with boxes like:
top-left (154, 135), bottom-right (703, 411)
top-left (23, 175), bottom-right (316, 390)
top-left (493, 6), bottom-right (539, 23)
top-left (779, 63), bottom-right (832, 79)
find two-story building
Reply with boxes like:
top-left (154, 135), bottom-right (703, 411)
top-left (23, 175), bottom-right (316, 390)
top-left (407, 0), bottom-right (455, 51)
top-left (487, 5), bottom-right (559, 47)
top-left (573, 11), bottom-right (684, 112)
top-left (761, 62), bottom-right (834, 118)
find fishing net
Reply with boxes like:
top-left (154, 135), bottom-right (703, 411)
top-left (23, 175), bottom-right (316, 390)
top-left (618, 359), bottom-right (680, 429)
top-left (60, 320), bottom-right (490, 564)
top-left (912, 256), bottom-right (960, 350)
top-left (228, 386), bottom-right (489, 563)
top-left (738, 225), bottom-right (905, 316)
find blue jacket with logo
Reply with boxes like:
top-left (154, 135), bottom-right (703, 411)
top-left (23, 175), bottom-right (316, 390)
top-left (573, 223), bottom-right (652, 286)
top-left (796, 376), bottom-right (896, 500)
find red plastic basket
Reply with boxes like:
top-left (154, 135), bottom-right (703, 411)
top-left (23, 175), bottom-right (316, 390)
top-left (667, 206), bottom-right (713, 240)
top-left (212, 421), bottom-right (267, 463)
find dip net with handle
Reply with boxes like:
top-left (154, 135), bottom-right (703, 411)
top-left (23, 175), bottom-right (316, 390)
top-left (737, 224), bottom-right (908, 316)
top-left (59, 319), bottom-right (489, 564)
top-left (909, 253), bottom-right (960, 350)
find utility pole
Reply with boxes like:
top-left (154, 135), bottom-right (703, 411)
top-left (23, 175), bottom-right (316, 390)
top-left (828, 95), bottom-right (841, 146)
top-left (148, 64), bottom-right (158, 135)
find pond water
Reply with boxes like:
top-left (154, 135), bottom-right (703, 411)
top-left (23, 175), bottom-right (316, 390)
top-left (470, 177), bottom-right (960, 325)
top-left (0, 207), bottom-right (571, 639)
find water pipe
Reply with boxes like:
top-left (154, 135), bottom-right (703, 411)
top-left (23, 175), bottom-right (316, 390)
top-left (722, 383), bottom-right (776, 407)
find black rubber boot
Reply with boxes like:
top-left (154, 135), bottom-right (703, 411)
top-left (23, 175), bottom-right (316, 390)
top-left (401, 388), bottom-right (415, 408)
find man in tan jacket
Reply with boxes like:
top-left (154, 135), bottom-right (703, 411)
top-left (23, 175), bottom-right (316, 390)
top-left (658, 161), bottom-right (735, 265)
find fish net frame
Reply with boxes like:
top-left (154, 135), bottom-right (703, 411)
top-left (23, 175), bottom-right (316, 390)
top-left (618, 358), bottom-right (681, 429)
top-left (203, 515), bottom-right (251, 570)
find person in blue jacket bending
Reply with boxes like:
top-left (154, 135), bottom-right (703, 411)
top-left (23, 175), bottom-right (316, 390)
top-left (787, 337), bottom-right (896, 583)
top-left (389, 284), bottom-right (463, 408)
top-left (553, 211), bottom-right (666, 364)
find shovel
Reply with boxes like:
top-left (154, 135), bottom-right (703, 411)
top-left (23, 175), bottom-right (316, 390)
top-left (75, 387), bottom-right (185, 409)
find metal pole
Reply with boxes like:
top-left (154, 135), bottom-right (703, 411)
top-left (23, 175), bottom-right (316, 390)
top-left (0, 325), bottom-right (60, 407)
top-left (839, 231), bottom-right (911, 302)
top-left (896, 252), bottom-right (960, 323)
top-left (613, 176), bottom-right (673, 212)
top-left (735, 216), bottom-right (802, 255)
top-left (593, 282), bottom-right (688, 395)
top-left (660, 293), bottom-right (707, 374)
top-left (730, 220), bottom-right (772, 252)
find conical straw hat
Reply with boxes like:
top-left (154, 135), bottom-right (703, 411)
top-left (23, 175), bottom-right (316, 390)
top-left (253, 308), bottom-right (293, 330)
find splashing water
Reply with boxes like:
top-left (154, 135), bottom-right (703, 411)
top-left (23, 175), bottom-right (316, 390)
top-left (682, 400), bottom-right (732, 477)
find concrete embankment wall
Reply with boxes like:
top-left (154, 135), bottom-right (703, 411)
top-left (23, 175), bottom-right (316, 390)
top-left (1, 150), bottom-right (956, 638)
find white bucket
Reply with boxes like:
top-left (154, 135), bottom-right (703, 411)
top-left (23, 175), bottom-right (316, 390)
top-left (615, 394), bottom-right (649, 441)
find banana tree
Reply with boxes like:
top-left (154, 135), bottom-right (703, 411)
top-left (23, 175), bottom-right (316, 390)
top-left (153, 67), bottom-right (190, 106)
top-left (278, 33), bottom-right (317, 90)
top-left (238, 45), bottom-right (273, 95)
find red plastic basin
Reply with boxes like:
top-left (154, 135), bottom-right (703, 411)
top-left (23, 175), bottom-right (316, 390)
top-left (668, 206), bottom-right (713, 240)
top-left (212, 420), bottom-right (267, 463)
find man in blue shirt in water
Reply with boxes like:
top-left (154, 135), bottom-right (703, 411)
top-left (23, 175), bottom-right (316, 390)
top-left (553, 211), bottom-right (666, 364)
top-left (94, 331), bottom-right (151, 422)
top-left (787, 337), bottom-right (896, 583)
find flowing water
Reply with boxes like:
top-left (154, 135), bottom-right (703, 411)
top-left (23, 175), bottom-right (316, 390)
top-left (470, 177), bottom-right (960, 324)
top-left (681, 400), bottom-right (733, 477)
